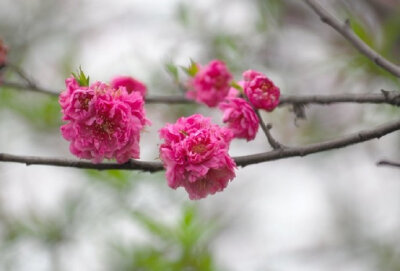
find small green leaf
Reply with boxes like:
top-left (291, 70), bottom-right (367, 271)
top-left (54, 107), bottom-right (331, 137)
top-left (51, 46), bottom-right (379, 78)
top-left (165, 62), bottom-right (179, 82)
top-left (181, 59), bottom-right (199, 77)
top-left (72, 66), bottom-right (90, 86)
top-left (230, 81), bottom-right (243, 91)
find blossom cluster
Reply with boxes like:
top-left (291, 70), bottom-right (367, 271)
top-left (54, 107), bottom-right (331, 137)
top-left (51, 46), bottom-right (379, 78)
top-left (60, 75), bottom-right (149, 164)
top-left (58, 60), bottom-right (281, 200)
top-left (185, 60), bottom-right (281, 141)
top-left (159, 114), bottom-right (236, 200)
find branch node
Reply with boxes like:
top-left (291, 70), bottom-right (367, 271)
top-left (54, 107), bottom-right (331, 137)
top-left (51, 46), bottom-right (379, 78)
top-left (381, 89), bottom-right (389, 99)
top-left (344, 18), bottom-right (351, 29)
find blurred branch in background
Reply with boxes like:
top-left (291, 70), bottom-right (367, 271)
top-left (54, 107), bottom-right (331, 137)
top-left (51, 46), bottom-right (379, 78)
top-left (304, 0), bottom-right (400, 77)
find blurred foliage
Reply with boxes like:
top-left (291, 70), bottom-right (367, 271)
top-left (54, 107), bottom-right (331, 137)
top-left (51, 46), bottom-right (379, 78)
top-left (346, 11), bottom-right (400, 86)
top-left (85, 169), bottom-right (137, 192)
top-left (255, 0), bottom-right (284, 32)
top-left (0, 87), bottom-right (61, 129)
top-left (109, 205), bottom-right (221, 271)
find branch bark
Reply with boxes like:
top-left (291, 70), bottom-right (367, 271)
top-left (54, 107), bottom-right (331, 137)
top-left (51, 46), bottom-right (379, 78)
top-left (1, 118), bottom-right (399, 171)
top-left (304, 0), bottom-right (400, 77)
top-left (377, 160), bottom-right (400, 168)
top-left (2, 80), bottom-right (400, 106)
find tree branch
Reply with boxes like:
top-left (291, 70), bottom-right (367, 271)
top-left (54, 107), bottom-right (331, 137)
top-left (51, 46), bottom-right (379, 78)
top-left (254, 109), bottom-right (285, 150)
top-left (1, 118), bottom-right (399, 171)
top-left (304, 0), bottom-right (400, 78)
top-left (2, 80), bottom-right (400, 106)
top-left (377, 160), bottom-right (400, 168)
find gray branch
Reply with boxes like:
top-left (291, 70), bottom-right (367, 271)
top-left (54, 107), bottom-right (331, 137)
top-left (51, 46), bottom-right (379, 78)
top-left (1, 118), bottom-right (400, 171)
top-left (2, 80), bottom-right (400, 106)
top-left (304, 0), bottom-right (400, 77)
top-left (377, 160), bottom-right (400, 168)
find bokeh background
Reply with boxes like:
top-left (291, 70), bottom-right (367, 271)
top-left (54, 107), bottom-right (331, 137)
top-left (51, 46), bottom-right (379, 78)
top-left (1, 0), bottom-right (400, 270)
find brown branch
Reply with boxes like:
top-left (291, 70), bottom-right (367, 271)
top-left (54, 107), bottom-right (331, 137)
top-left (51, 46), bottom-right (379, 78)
top-left (6, 63), bottom-right (37, 87)
top-left (236, 118), bottom-right (400, 167)
top-left (1, 81), bottom-right (59, 96)
top-left (2, 80), bottom-right (400, 106)
top-left (254, 109), bottom-right (285, 150)
top-left (279, 91), bottom-right (400, 106)
top-left (304, 0), bottom-right (400, 77)
top-left (1, 118), bottom-right (399, 171)
top-left (0, 153), bottom-right (164, 172)
top-left (377, 160), bottom-right (400, 168)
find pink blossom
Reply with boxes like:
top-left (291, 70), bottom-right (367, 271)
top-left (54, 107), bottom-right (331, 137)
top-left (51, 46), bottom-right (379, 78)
top-left (59, 77), bottom-right (150, 163)
top-left (242, 69), bottom-right (263, 81)
top-left (59, 77), bottom-right (93, 121)
top-left (110, 76), bottom-right (147, 96)
top-left (0, 39), bottom-right (7, 66)
top-left (219, 97), bottom-right (259, 141)
top-left (186, 60), bottom-right (233, 107)
top-left (243, 70), bottom-right (280, 111)
top-left (159, 114), bottom-right (236, 200)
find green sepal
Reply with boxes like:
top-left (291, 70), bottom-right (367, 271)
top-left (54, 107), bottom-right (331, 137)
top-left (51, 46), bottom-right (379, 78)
top-left (181, 59), bottom-right (199, 77)
top-left (230, 81), bottom-right (244, 93)
top-left (72, 66), bottom-right (90, 87)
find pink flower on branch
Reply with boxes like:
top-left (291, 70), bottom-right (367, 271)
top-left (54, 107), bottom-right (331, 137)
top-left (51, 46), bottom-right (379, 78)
top-left (159, 114), bottom-right (236, 200)
top-left (219, 97), bottom-right (259, 141)
top-left (59, 75), bottom-right (150, 164)
top-left (243, 70), bottom-right (280, 112)
top-left (110, 75), bottom-right (147, 96)
top-left (186, 60), bottom-right (233, 107)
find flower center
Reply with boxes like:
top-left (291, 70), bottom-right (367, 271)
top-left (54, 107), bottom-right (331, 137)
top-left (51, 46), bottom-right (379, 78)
top-left (261, 82), bottom-right (271, 91)
top-left (80, 97), bottom-right (91, 110)
top-left (94, 118), bottom-right (115, 136)
top-left (192, 143), bottom-right (207, 154)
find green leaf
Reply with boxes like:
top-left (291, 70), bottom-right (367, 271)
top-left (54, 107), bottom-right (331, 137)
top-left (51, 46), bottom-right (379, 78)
top-left (132, 211), bottom-right (174, 242)
top-left (165, 62), bottom-right (179, 82)
top-left (72, 66), bottom-right (90, 86)
top-left (181, 59), bottom-right (199, 77)
top-left (230, 81), bottom-right (243, 92)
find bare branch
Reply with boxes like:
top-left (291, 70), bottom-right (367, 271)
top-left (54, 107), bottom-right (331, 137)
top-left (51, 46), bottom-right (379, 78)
top-left (1, 81), bottom-right (59, 96)
top-left (2, 80), bottom-right (400, 106)
top-left (377, 160), bottom-right (400, 168)
top-left (0, 153), bottom-right (164, 172)
top-left (235, 118), bottom-right (400, 167)
top-left (279, 91), bottom-right (400, 106)
top-left (304, 0), bottom-right (400, 78)
top-left (1, 118), bottom-right (399, 171)
top-left (254, 109), bottom-right (285, 150)
top-left (6, 63), bottom-right (38, 87)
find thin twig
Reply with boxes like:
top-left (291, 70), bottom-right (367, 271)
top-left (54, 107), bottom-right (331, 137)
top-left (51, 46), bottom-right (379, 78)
top-left (254, 109), bottom-right (285, 149)
top-left (377, 160), bottom-right (400, 168)
top-left (6, 63), bottom-right (37, 87)
top-left (1, 81), bottom-right (59, 96)
top-left (304, 0), bottom-right (400, 77)
top-left (2, 80), bottom-right (400, 106)
top-left (241, 91), bottom-right (285, 149)
top-left (1, 118), bottom-right (399, 171)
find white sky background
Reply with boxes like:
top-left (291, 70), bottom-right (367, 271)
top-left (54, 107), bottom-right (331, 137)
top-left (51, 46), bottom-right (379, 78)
top-left (0, 0), bottom-right (400, 270)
